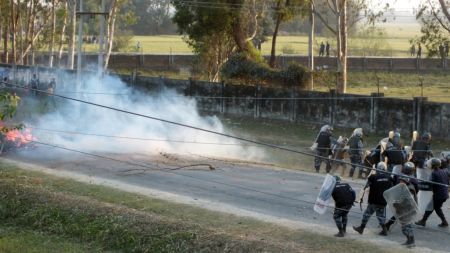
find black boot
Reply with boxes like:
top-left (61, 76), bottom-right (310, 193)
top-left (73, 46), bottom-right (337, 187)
top-left (334, 228), bottom-right (345, 237)
top-left (342, 223), bottom-right (347, 234)
top-left (401, 236), bottom-right (415, 248)
top-left (385, 220), bottom-right (394, 231)
top-left (379, 224), bottom-right (388, 236)
top-left (438, 220), bottom-right (449, 227)
top-left (353, 224), bottom-right (365, 234)
top-left (415, 219), bottom-right (426, 227)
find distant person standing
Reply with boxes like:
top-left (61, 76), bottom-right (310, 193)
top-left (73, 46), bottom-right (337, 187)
top-left (326, 42), bottom-right (330, 57)
top-left (410, 45), bottom-right (416, 57)
top-left (136, 41), bottom-right (141, 52)
top-left (445, 42), bottom-right (449, 57)
top-left (417, 44), bottom-right (422, 58)
top-left (319, 42), bottom-right (325, 57)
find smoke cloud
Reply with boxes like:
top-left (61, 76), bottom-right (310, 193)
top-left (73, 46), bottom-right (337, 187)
top-left (20, 71), bottom-right (263, 161)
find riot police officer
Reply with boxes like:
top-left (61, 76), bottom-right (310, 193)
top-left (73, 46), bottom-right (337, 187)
top-left (411, 132), bottom-right (433, 169)
top-left (353, 162), bottom-right (393, 236)
top-left (348, 128), bottom-right (364, 178)
top-left (383, 132), bottom-right (406, 172)
top-left (331, 176), bottom-right (355, 237)
top-left (416, 158), bottom-right (449, 228)
top-left (314, 125), bottom-right (334, 173)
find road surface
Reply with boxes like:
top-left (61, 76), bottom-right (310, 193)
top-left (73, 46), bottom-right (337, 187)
top-left (3, 146), bottom-right (450, 252)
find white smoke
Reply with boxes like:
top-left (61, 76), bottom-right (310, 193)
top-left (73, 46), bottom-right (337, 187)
top-left (24, 72), bottom-right (263, 161)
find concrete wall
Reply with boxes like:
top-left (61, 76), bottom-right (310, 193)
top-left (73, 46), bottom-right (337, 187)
top-left (2, 53), bottom-right (450, 72)
top-left (1, 63), bottom-right (449, 139)
top-left (130, 76), bottom-right (450, 139)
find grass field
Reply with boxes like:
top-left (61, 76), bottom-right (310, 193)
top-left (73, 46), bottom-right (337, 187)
top-left (0, 163), bottom-right (399, 253)
top-left (83, 22), bottom-right (423, 57)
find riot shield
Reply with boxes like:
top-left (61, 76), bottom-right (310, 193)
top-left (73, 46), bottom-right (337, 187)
top-left (417, 167), bottom-right (433, 213)
top-left (314, 174), bottom-right (337, 214)
top-left (383, 184), bottom-right (419, 225)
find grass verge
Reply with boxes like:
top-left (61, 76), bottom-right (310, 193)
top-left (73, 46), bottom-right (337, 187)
top-left (0, 162), bottom-right (398, 253)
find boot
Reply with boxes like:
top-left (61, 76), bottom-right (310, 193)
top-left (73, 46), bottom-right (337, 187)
top-left (357, 170), bottom-right (364, 179)
top-left (385, 220), bottom-right (394, 231)
top-left (379, 224), bottom-right (388, 236)
top-left (401, 236), bottom-right (415, 248)
top-left (342, 223), bottom-right (347, 234)
top-left (438, 220), bottom-right (449, 227)
top-left (415, 219), bottom-right (426, 227)
top-left (353, 224), bottom-right (365, 235)
top-left (334, 228), bottom-right (345, 237)
top-left (349, 168), bottom-right (355, 178)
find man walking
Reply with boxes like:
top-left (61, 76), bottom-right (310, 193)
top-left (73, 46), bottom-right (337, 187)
top-left (331, 176), bottom-right (355, 237)
top-left (353, 162), bottom-right (393, 236)
top-left (415, 158), bottom-right (449, 227)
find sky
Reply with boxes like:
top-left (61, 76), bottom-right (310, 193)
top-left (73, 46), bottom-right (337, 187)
top-left (384, 0), bottom-right (422, 13)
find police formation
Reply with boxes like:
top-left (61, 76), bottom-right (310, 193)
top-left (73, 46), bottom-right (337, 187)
top-left (312, 126), bottom-right (450, 248)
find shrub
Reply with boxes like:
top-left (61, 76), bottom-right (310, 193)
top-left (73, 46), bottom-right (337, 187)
top-left (220, 53), bottom-right (310, 88)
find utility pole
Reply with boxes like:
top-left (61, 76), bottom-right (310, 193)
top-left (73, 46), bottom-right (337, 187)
top-left (308, 2), bottom-right (315, 90)
top-left (76, 0), bottom-right (109, 86)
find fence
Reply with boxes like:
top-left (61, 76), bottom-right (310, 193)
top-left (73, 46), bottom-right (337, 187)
top-left (1, 63), bottom-right (450, 139)
top-left (1, 53), bottom-right (450, 72)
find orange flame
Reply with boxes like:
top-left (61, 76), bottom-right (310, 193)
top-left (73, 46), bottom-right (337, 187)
top-left (1, 122), bottom-right (36, 148)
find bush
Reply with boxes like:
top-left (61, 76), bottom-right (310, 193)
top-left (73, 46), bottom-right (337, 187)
top-left (220, 53), bottom-right (310, 88)
top-left (281, 45), bottom-right (297, 55)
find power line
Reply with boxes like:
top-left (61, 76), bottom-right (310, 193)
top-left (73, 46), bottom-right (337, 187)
top-left (27, 139), bottom-right (450, 236)
top-left (28, 126), bottom-right (441, 153)
top-left (2, 80), bottom-right (447, 188)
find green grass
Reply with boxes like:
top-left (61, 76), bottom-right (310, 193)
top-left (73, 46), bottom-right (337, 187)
top-left (0, 163), bottom-right (401, 253)
top-left (0, 226), bottom-right (103, 253)
top-left (220, 115), bottom-right (450, 171)
top-left (81, 22), bottom-right (423, 57)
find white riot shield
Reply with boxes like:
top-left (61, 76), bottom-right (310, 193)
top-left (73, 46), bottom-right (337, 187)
top-left (314, 174), bottom-right (337, 214)
top-left (417, 167), bottom-right (434, 213)
top-left (383, 184), bottom-right (419, 225)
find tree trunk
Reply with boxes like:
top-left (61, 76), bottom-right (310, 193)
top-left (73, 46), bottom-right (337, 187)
top-left (58, 0), bottom-right (68, 66)
top-left (336, 0), bottom-right (347, 93)
top-left (308, 3), bottom-right (315, 90)
top-left (67, 0), bottom-right (76, 69)
top-left (49, 0), bottom-right (56, 67)
top-left (10, 0), bottom-right (16, 64)
top-left (269, 0), bottom-right (283, 68)
top-left (104, 0), bottom-right (118, 70)
top-left (2, 24), bottom-right (8, 63)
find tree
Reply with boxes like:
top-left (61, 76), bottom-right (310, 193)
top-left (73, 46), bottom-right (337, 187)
top-left (311, 0), bottom-right (388, 93)
top-left (269, 0), bottom-right (308, 67)
top-left (416, 0), bottom-right (450, 58)
top-left (172, 0), bottom-right (265, 81)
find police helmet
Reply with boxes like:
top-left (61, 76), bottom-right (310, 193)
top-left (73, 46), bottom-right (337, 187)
top-left (353, 128), bottom-right (363, 137)
top-left (402, 162), bottom-right (415, 175)
top-left (334, 175), bottom-right (341, 182)
top-left (422, 132), bottom-right (431, 141)
top-left (377, 162), bottom-right (387, 171)
top-left (430, 158), bottom-right (442, 169)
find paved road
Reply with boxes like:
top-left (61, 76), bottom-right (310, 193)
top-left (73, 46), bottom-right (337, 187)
top-left (3, 147), bottom-right (450, 252)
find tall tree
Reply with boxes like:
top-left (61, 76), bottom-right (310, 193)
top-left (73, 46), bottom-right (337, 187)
top-left (269, 0), bottom-right (308, 67)
top-left (172, 0), bottom-right (265, 80)
top-left (311, 0), bottom-right (388, 93)
top-left (49, 0), bottom-right (57, 67)
top-left (57, 0), bottom-right (68, 66)
top-left (67, 0), bottom-right (76, 69)
top-left (416, 0), bottom-right (450, 57)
